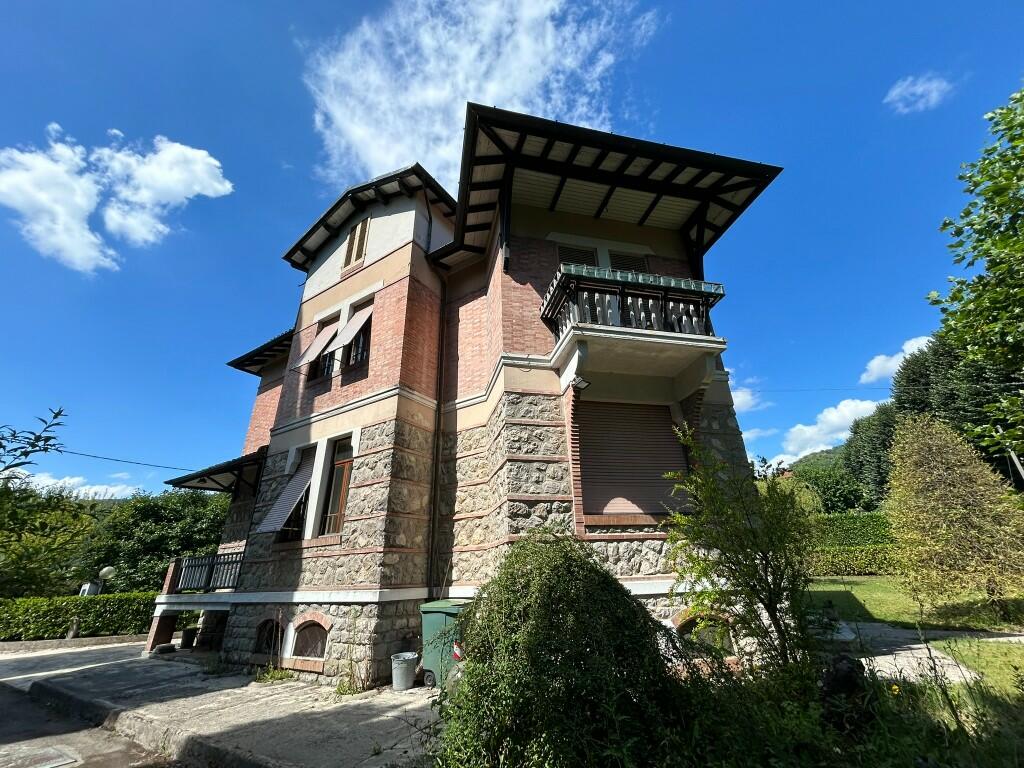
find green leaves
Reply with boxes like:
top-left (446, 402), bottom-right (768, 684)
top-left (0, 592), bottom-right (156, 640)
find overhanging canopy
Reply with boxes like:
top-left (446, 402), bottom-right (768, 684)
top-left (292, 321), bottom-right (338, 370)
top-left (227, 330), bottom-right (293, 375)
top-left (431, 103), bottom-right (782, 274)
top-left (165, 448), bottom-right (266, 492)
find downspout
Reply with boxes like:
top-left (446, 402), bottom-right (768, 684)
top-left (423, 188), bottom-right (447, 600)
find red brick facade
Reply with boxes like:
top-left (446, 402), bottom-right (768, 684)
top-left (243, 374), bottom-right (284, 453)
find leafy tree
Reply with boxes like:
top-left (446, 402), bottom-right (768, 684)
top-left (932, 86), bottom-right (1024, 461)
top-left (888, 413), bottom-right (1024, 617)
top-left (667, 430), bottom-right (815, 668)
top-left (792, 462), bottom-right (863, 514)
top-left (843, 402), bottom-right (897, 509)
top-left (74, 490), bottom-right (228, 592)
top-left (0, 481), bottom-right (95, 597)
top-left (891, 346), bottom-right (933, 415)
top-left (0, 409), bottom-right (96, 597)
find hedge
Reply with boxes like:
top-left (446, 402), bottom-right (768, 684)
top-left (809, 545), bottom-right (895, 576)
top-left (810, 512), bottom-right (895, 575)
top-left (0, 592), bottom-right (157, 641)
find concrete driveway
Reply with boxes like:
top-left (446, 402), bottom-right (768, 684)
top-left (0, 644), bottom-right (436, 768)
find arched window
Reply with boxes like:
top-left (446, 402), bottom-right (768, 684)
top-left (292, 622), bottom-right (328, 658)
top-left (253, 620), bottom-right (284, 658)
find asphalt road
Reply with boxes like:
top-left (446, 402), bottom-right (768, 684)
top-left (0, 683), bottom-right (173, 768)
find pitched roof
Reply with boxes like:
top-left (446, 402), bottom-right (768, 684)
top-left (430, 103), bottom-right (782, 271)
top-left (226, 329), bottom-right (294, 375)
top-left (282, 164), bottom-right (456, 272)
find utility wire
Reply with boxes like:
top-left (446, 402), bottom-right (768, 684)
top-left (59, 449), bottom-right (195, 473)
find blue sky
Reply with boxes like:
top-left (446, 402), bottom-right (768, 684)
top-left (2, 1), bottom-right (1022, 495)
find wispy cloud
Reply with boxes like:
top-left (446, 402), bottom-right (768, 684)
top-left (769, 398), bottom-right (879, 466)
top-left (0, 124), bottom-right (232, 273)
top-left (859, 336), bottom-right (930, 383)
top-left (109, 471), bottom-right (132, 480)
top-left (732, 386), bottom-right (773, 414)
top-left (883, 73), bottom-right (953, 114)
top-left (743, 427), bottom-right (779, 442)
top-left (304, 0), bottom-right (660, 191)
top-left (31, 471), bottom-right (140, 499)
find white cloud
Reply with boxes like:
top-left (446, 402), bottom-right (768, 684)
top-left (0, 125), bottom-right (232, 273)
top-left (743, 427), bottom-right (779, 442)
top-left (859, 336), bottom-right (930, 383)
top-left (93, 136), bottom-right (233, 246)
top-left (769, 398), bottom-right (880, 466)
top-left (304, 0), bottom-right (659, 191)
top-left (31, 471), bottom-right (140, 499)
top-left (732, 386), bottom-right (773, 414)
top-left (109, 471), bottom-right (132, 480)
top-left (883, 74), bottom-right (953, 114)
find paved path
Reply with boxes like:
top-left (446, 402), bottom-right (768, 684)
top-left (0, 683), bottom-right (173, 768)
top-left (0, 645), bottom-right (436, 768)
top-left (840, 622), bottom-right (1024, 684)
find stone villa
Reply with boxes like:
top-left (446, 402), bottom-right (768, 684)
top-left (145, 104), bottom-right (780, 684)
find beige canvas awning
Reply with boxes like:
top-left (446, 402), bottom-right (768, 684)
top-left (324, 305), bottom-right (373, 354)
top-left (291, 321), bottom-right (338, 370)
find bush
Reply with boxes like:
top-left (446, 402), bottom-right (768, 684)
top-left (0, 592), bottom-right (156, 640)
top-left (813, 511), bottom-right (892, 548)
top-left (810, 545), bottom-right (895, 576)
top-left (888, 414), bottom-right (1024, 612)
top-left (434, 531), bottom-right (713, 767)
top-left (793, 462), bottom-right (863, 514)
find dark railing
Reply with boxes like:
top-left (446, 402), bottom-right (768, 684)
top-left (540, 263), bottom-right (725, 342)
top-left (176, 552), bottom-right (243, 593)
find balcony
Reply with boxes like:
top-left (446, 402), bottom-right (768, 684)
top-left (541, 264), bottom-right (727, 380)
top-left (172, 552), bottom-right (243, 593)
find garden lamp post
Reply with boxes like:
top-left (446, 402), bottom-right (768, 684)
top-left (98, 566), bottom-right (116, 594)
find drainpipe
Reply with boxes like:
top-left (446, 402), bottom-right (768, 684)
top-left (423, 188), bottom-right (447, 600)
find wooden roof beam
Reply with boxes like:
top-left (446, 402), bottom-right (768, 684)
top-left (637, 194), bottom-right (662, 226)
top-left (549, 176), bottom-right (568, 211)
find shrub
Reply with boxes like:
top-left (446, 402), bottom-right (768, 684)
top-left (0, 592), bottom-right (156, 640)
top-left (888, 413), bottom-right (1024, 614)
top-left (434, 531), bottom-right (714, 767)
top-left (809, 546), bottom-right (895, 576)
top-left (793, 462), bottom-right (863, 514)
top-left (813, 511), bottom-right (892, 548)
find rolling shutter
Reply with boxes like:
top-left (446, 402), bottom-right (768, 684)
top-left (577, 402), bottom-right (685, 515)
top-left (255, 452), bottom-right (315, 534)
top-left (557, 244), bottom-right (598, 267)
top-left (609, 251), bottom-right (648, 273)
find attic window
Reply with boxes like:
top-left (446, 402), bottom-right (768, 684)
top-left (609, 251), bottom-right (648, 273)
top-left (343, 217), bottom-right (369, 271)
top-left (557, 245), bottom-right (598, 267)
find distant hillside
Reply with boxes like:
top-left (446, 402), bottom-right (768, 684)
top-left (789, 445), bottom-right (845, 472)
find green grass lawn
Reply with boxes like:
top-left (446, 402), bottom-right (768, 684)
top-left (809, 576), bottom-right (1024, 631)
top-left (938, 639), bottom-right (1024, 696)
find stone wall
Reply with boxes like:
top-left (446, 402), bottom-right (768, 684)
top-left (221, 598), bottom-right (421, 687)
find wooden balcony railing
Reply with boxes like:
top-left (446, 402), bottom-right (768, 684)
top-left (174, 552), bottom-right (243, 593)
top-left (540, 263), bottom-right (725, 342)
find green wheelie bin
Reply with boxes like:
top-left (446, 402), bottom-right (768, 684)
top-left (419, 599), bottom-right (470, 687)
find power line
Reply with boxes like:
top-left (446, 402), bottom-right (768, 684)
top-left (59, 449), bottom-right (195, 473)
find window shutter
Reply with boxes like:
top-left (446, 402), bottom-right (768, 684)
top-left (576, 402), bottom-right (684, 515)
top-left (355, 218), bottom-right (368, 262)
top-left (344, 225), bottom-right (357, 268)
top-left (557, 245), bottom-right (598, 267)
top-left (254, 452), bottom-right (316, 534)
top-left (609, 251), bottom-right (648, 273)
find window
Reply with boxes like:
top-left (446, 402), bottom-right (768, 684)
top-left (293, 622), bottom-right (328, 658)
top-left (277, 486), bottom-right (309, 542)
top-left (343, 217), bottom-right (369, 271)
top-left (254, 620), bottom-right (284, 658)
top-left (319, 439), bottom-right (353, 535)
top-left (609, 251), bottom-right (648, 273)
top-left (310, 348), bottom-right (335, 381)
top-left (343, 317), bottom-right (371, 368)
top-left (557, 244), bottom-right (598, 267)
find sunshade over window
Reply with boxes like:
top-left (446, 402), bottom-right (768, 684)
top-left (291, 322), bottom-right (338, 370)
top-left (324, 305), bottom-right (373, 354)
top-left (254, 452), bottom-right (316, 534)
